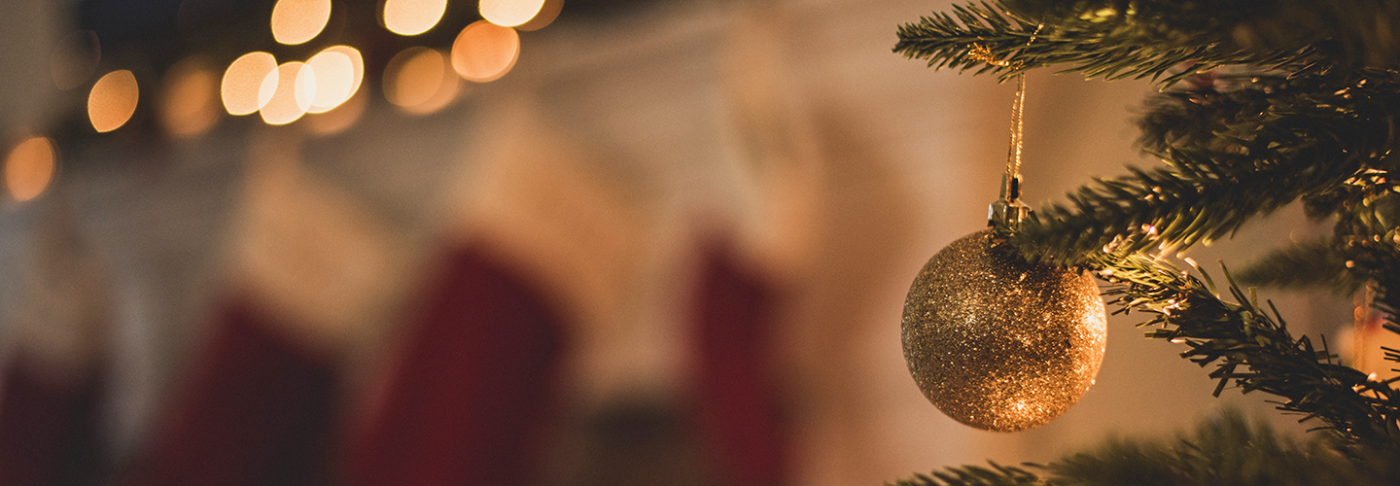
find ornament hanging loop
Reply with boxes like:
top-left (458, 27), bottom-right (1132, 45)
top-left (977, 24), bottom-right (1042, 233)
top-left (988, 71), bottom-right (1031, 232)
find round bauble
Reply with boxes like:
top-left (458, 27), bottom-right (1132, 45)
top-left (901, 228), bottom-right (1106, 432)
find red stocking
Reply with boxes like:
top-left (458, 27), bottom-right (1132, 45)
top-left (0, 356), bottom-right (105, 486)
top-left (692, 247), bottom-right (788, 486)
top-left (344, 243), bottom-right (565, 486)
top-left (124, 296), bottom-right (338, 486)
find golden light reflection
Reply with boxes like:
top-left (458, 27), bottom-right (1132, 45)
top-left (518, 0), bottom-right (563, 31)
top-left (451, 21), bottom-right (519, 82)
top-left (383, 47), bottom-right (460, 114)
top-left (406, 70), bottom-right (461, 115)
top-left (383, 0), bottom-right (447, 36)
top-left (50, 30), bottom-right (101, 90)
top-left (222, 52), bottom-right (279, 115)
top-left (5, 137), bottom-right (56, 202)
top-left (271, 0), bottom-right (332, 45)
top-left (306, 49), bottom-right (356, 113)
top-left (479, 0), bottom-right (545, 28)
top-left (306, 87), bottom-right (367, 136)
top-left (259, 62), bottom-right (318, 125)
top-left (317, 46), bottom-right (364, 107)
top-left (159, 57), bottom-right (220, 138)
top-left (88, 70), bottom-right (139, 133)
top-left (384, 47), bottom-right (440, 108)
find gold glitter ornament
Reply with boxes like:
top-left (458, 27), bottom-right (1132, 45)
top-left (901, 228), bottom-right (1106, 431)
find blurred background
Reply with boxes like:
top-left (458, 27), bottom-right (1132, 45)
top-left (0, 0), bottom-right (1363, 485)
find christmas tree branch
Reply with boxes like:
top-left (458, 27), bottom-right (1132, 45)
top-left (1247, 170), bottom-right (1400, 321)
top-left (889, 410), bottom-right (1393, 486)
top-left (894, 1), bottom-right (1315, 84)
top-left (1010, 151), bottom-right (1357, 266)
top-left (1048, 409), bottom-right (1379, 485)
top-left (1235, 239), bottom-right (1361, 294)
top-left (1011, 71), bottom-right (1395, 266)
top-left (886, 462), bottom-right (1045, 486)
top-left (898, 2), bottom-right (1400, 269)
top-left (1090, 251), bottom-right (1400, 451)
top-left (892, 1), bottom-right (1400, 483)
top-left (895, 1), bottom-right (1400, 85)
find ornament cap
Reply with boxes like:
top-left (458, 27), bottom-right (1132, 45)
top-left (988, 174), bottom-right (1031, 231)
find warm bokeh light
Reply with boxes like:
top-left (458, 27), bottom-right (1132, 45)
top-left (383, 47), bottom-right (460, 114)
top-left (405, 70), bottom-right (461, 115)
top-left (451, 21), bottom-right (520, 82)
top-left (50, 30), bottom-right (101, 90)
top-left (88, 70), bottom-right (140, 133)
top-left (384, 47), bottom-right (441, 108)
top-left (271, 0), bottom-right (332, 45)
top-left (383, 0), bottom-right (447, 36)
top-left (306, 87), bottom-right (368, 136)
top-left (479, 0), bottom-right (545, 28)
top-left (305, 49), bottom-right (357, 113)
top-left (222, 52), bottom-right (279, 115)
top-left (159, 57), bottom-right (220, 137)
top-left (517, 0), bottom-right (563, 31)
top-left (5, 137), bottom-right (56, 202)
top-left (320, 46), bottom-right (365, 105)
top-left (259, 62), bottom-right (318, 125)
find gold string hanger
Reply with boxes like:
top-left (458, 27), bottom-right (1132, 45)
top-left (975, 23), bottom-right (1042, 231)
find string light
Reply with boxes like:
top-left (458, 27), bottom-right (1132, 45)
top-left (518, 0), bottom-right (564, 31)
top-left (64, 0), bottom-right (564, 133)
top-left (451, 21), bottom-right (519, 82)
top-left (306, 48), bottom-right (358, 113)
top-left (271, 0), bottom-right (332, 45)
top-left (383, 47), bottom-right (460, 114)
top-left (50, 30), bottom-right (101, 90)
top-left (88, 70), bottom-right (140, 133)
top-left (5, 137), bottom-right (57, 202)
top-left (310, 46), bottom-right (364, 114)
top-left (222, 52), bottom-right (279, 115)
top-left (159, 56), bottom-right (221, 137)
top-left (326, 46), bottom-right (366, 100)
top-left (384, 0), bottom-right (448, 36)
top-left (259, 61), bottom-right (318, 125)
top-left (480, 0), bottom-right (546, 28)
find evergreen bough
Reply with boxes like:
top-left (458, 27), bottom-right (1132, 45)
top-left (891, 0), bottom-right (1400, 483)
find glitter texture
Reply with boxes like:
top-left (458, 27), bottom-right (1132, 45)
top-left (901, 229), bottom-right (1107, 432)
